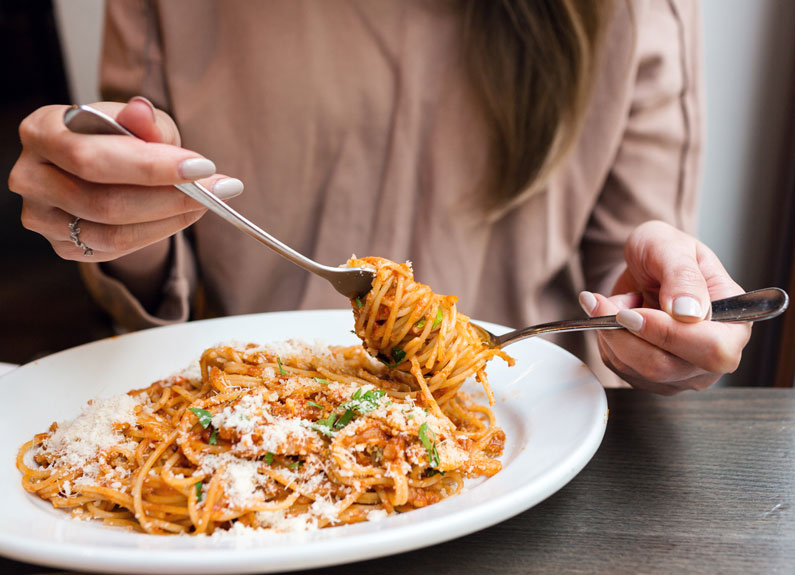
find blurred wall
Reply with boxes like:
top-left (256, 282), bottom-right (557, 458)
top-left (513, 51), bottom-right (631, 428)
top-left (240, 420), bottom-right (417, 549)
top-left (52, 0), bottom-right (795, 385)
top-left (700, 0), bottom-right (795, 386)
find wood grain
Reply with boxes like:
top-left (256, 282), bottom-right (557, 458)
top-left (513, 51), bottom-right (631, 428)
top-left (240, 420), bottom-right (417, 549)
top-left (3, 388), bottom-right (794, 575)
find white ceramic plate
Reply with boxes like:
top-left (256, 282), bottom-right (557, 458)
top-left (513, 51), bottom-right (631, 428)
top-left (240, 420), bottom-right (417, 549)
top-left (0, 310), bottom-right (607, 574)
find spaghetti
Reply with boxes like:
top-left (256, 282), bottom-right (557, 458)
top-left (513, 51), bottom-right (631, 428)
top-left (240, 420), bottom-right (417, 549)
top-left (18, 340), bottom-right (506, 535)
top-left (348, 257), bottom-right (514, 412)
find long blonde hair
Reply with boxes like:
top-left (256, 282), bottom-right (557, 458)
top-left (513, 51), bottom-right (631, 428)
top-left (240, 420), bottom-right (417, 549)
top-left (459, 0), bottom-right (614, 217)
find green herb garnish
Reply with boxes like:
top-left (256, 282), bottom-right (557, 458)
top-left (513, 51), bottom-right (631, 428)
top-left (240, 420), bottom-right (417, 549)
top-left (208, 428), bottom-right (218, 445)
top-left (418, 423), bottom-right (440, 468)
top-left (194, 481), bottom-right (203, 502)
top-left (415, 317), bottom-right (426, 328)
top-left (264, 452), bottom-right (274, 465)
top-left (277, 357), bottom-right (287, 376)
top-left (340, 388), bottom-right (385, 415)
top-left (335, 409), bottom-right (355, 429)
top-left (189, 407), bottom-right (213, 429)
top-left (308, 401), bottom-right (323, 409)
top-left (389, 348), bottom-right (406, 367)
top-left (310, 412), bottom-right (339, 437)
top-left (432, 308), bottom-right (443, 329)
top-left (355, 297), bottom-right (363, 309)
top-left (313, 377), bottom-right (330, 386)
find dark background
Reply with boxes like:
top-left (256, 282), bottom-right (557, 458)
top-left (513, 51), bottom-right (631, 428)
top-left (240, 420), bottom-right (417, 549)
top-left (0, 1), bottom-right (112, 364)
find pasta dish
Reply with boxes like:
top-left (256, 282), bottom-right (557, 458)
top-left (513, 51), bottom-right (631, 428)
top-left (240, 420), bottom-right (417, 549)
top-left (18, 258), bottom-right (513, 535)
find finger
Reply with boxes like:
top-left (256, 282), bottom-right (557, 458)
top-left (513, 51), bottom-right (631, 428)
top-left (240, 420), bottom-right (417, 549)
top-left (50, 240), bottom-right (140, 263)
top-left (579, 290), bottom-right (642, 317)
top-left (89, 99), bottom-right (182, 146)
top-left (19, 105), bottom-right (215, 186)
top-left (597, 335), bottom-right (720, 394)
top-left (694, 241), bottom-right (746, 301)
top-left (590, 294), bottom-right (699, 383)
top-left (22, 200), bottom-right (206, 258)
top-left (625, 221), bottom-right (711, 322)
top-left (114, 97), bottom-right (164, 143)
top-left (610, 267), bottom-right (641, 297)
top-left (614, 307), bottom-right (752, 375)
top-left (13, 157), bottom-right (241, 224)
top-left (596, 336), bottom-right (691, 395)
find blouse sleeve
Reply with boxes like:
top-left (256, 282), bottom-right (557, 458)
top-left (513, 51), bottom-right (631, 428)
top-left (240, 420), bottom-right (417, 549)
top-left (581, 0), bottom-right (704, 295)
top-left (78, 0), bottom-right (198, 330)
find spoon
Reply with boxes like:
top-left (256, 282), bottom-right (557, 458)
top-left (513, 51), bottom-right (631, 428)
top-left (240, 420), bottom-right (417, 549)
top-left (62, 105), bottom-right (375, 299)
top-left (472, 287), bottom-right (790, 349)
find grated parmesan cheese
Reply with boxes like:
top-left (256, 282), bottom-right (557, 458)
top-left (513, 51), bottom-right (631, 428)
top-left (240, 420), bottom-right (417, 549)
top-left (41, 394), bottom-right (141, 475)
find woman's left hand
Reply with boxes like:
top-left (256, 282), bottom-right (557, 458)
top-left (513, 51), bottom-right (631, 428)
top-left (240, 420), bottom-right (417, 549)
top-left (579, 220), bottom-right (752, 394)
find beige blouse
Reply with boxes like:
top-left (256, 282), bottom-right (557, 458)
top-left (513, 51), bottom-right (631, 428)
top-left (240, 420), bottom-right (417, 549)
top-left (82, 0), bottom-right (703, 387)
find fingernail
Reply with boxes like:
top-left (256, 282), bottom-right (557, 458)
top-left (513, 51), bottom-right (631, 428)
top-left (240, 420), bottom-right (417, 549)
top-left (179, 158), bottom-right (216, 180)
top-left (672, 296), bottom-right (702, 319)
top-left (579, 291), bottom-right (597, 316)
top-left (129, 96), bottom-right (156, 121)
top-left (212, 177), bottom-right (244, 199)
top-left (616, 309), bottom-right (644, 332)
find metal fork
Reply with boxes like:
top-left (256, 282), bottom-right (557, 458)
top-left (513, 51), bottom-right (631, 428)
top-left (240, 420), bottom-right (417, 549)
top-left (63, 105), bottom-right (375, 298)
top-left (471, 288), bottom-right (789, 349)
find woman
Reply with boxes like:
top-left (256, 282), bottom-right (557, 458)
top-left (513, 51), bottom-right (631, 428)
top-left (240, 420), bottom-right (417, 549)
top-left (8, 0), bottom-right (750, 394)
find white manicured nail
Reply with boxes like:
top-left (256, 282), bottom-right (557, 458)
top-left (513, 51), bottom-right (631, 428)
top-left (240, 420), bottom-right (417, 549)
top-left (179, 158), bottom-right (216, 180)
top-left (212, 178), bottom-right (244, 199)
top-left (616, 309), bottom-right (644, 332)
top-left (579, 291), bottom-right (597, 316)
top-left (672, 296), bottom-right (702, 319)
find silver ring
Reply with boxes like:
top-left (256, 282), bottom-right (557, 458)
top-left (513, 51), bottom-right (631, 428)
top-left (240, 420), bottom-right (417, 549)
top-left (68, 216), bottom-right (94, 256)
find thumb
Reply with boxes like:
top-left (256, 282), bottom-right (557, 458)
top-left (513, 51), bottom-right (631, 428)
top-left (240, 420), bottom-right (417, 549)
top-left (115, 96), bottom-right (181, 146)
top-left (626, 221), bottom-right (711, 323)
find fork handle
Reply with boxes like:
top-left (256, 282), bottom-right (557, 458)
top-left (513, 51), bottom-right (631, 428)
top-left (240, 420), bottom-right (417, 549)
top-left (494, 287), bottom-right (789, 348)
top-left (63, 104), bottom-right (344, 280)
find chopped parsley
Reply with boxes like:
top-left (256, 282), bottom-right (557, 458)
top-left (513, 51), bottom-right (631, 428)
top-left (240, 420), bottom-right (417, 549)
top-left (432, 307), bottom-right (443, 329)
top-left (307, 400), bottom-right (323, 409)
top-left (355, 297), bottom-right (363, 309)
top-left (386, 347), bottom-right (406, 368)
top-left (336, 409), bottom-right (355, 429)
top-left (189, 407), bottom-right (213, 429)
top-left (313, 377), bottom-right (330, 386)
top-left (310, 413), bottom-right (339, 437)
top-left (288, 460), bottom-right (304, 471)
top-left (276, 357), bottom-right (287, 375)
top-left (194, 481), bottom-right (203, 502)
top-left (341, 388), bottom-right (386, 414)
top-left (208, 428), bottom-right (218, 445)
top-left (415, 317), bottom-right (426, 328)
top-left (308, 388), bottom-right (387, 437)
top-left (418, 423), bottom-right (440, 468)
top-left (264, 452), bottom-right (274, 465)
top-left (392, 348), bottom-right (406, 364)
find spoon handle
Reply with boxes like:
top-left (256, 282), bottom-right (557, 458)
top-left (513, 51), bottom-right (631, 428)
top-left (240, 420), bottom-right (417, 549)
top-left (494, 287), bottom-right (789, 348)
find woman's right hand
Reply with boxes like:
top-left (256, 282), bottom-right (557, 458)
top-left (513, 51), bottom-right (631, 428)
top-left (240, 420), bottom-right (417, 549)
top-left (8, 97), bottom-right (243, 262)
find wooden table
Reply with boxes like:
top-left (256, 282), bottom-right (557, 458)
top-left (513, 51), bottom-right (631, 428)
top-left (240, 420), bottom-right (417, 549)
top-left (4, 388), bottom-right (794, 574)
